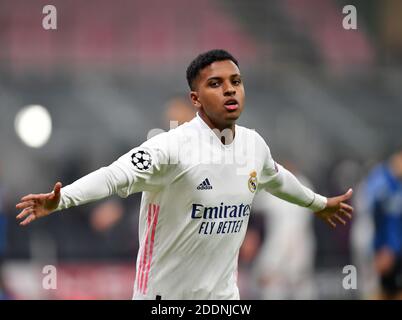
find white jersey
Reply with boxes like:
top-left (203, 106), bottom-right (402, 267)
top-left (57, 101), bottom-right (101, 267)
top-left (56, 113), bottom-right (327, 300)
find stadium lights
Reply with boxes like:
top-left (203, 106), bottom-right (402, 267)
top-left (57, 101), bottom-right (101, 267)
top-left (14, 104), bottom-right (52, 148)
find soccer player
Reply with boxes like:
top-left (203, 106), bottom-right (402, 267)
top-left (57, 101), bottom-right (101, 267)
top-left (15, 50), bottom-right (353, 300)
top-left (357, 149), bottom-right (402, 299)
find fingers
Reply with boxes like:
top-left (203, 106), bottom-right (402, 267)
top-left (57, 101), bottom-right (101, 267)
top-left (51, 182), bottom-right (62, 199)
top-left (20, 182), bottom-right (62, 203)
top-left (20, 214), bottom-right (37, 226)
top-left (341, 202), bottom-right (354, 213)
top-left (21, 193), bottom-right (48, 202)
top-left (340, 208), bottom-right (352, 220)
top-left (16, 206), bottom-right (34, 221)
top-left (333, 214), bottom-right (346, 226)
top-left (16, 200), bottom-right (36, 210)
top-left (326, 217), bottom-right (336, 228)
top-left (339, 188), bottom-right (353, 201)
top-left (323, 208), bottom-right (353, 229)
top-left (16, 183), bottom-right (61, 227)
top-left (54, 182), bottom-right (62, 192)
top-left (324, 208), bottom-right (353, 229)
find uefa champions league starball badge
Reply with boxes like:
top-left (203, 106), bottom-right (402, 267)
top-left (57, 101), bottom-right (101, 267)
top-left (131, 150), bottom-right (152, 171)
top-left (248, 170), bottom-right (257, 193)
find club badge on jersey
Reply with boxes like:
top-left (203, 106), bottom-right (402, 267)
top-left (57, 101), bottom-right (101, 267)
top-left (248, 170), bottom-right (257, 193)
top-left (131, 150), bottom-right (152, 171)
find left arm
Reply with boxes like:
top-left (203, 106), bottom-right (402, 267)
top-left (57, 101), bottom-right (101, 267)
top-left (260, 163), bottom-right (353, 228)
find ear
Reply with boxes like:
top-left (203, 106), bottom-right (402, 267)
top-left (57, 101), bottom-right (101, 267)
top-left (189, 91), bottom-right (202, 109)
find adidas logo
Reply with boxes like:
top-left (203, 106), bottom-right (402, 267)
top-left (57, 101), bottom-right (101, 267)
top-left (197, 178), bottom-right (213, 190)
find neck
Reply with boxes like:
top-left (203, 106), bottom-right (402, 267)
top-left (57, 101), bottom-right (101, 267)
top-left (198, 110), bottom-right (235, 145)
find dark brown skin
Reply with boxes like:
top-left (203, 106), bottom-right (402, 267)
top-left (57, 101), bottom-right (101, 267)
top-left (15, 59), bottom-right (353, 228)
top-left (189, 60), bottom-right (244, 135)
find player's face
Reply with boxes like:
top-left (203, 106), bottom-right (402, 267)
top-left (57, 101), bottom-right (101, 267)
top-left (190, 60), bottom-right (245, 130)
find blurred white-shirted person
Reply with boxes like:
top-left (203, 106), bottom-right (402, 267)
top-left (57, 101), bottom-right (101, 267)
top-left (253, 162), bottom-right (317, 300)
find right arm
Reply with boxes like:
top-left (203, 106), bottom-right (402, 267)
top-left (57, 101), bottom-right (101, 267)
top-left (16, 134), bottom-right (172, 226)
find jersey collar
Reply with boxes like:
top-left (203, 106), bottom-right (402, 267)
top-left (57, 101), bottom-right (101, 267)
top-left (195, 112), bottom-right (238, 148)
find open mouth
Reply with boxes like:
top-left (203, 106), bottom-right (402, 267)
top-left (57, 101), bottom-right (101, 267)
top-left (224, 99), bottom-right (239, 111)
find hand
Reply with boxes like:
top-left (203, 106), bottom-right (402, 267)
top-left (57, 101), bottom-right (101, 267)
top-left (314, 188), bottom-right (354, 228)
top-left (16, 182), bottom-right (62, 226)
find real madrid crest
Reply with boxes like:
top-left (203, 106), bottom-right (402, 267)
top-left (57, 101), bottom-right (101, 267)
top-left (248, 170), bottom-right (257, 193)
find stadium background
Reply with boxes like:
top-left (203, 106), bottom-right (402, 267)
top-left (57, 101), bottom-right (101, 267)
top-left (0, 0), bottom-right (401, 299)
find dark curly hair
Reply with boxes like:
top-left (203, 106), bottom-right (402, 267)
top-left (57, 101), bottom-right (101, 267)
top-left (186, 49), bottom-right (239, 90)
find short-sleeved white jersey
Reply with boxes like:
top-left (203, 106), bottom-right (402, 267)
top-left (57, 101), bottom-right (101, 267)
top-left (57, 113), bottom-right (326, 299)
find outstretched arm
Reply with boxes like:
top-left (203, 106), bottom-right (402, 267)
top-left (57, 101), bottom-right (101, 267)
top-left (16, 134), bottom-right (172, 226)
top-left (261, 163), bottom-right (353, 228)
top-left (15, 159), bottom-right (139, 226)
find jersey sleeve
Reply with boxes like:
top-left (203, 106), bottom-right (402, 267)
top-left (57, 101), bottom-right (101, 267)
top-left (56, 132), bottom-right (173, 211)
top-left (256, 133), bottom-right (327, 212)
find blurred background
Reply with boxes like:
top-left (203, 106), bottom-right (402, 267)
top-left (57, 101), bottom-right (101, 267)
top-left (1, 0), bottom-right (402, 299)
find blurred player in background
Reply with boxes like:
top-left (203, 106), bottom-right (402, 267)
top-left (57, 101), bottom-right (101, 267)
top-left (165, 95), bottom-right (196, 126)
top-left (252, 161), bottom-right (316, 299)
top-left (89, 199), bottom-right (124, 233)
top-left (15, 50), bottom-right (353, 300)
top-left (355, 149), bottom-right (402, 299)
